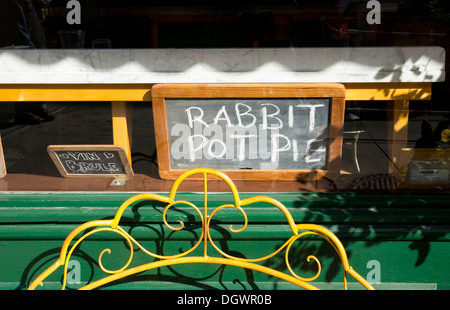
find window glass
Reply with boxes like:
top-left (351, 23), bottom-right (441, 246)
top-left (0, 0), bottom-right (448, 193)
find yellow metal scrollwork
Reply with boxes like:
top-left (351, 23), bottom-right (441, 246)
top-left (28, 168), bottom-right (374, 290)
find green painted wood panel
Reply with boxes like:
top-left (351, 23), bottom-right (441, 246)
top-left (0, 192), bottom-right (449, 290)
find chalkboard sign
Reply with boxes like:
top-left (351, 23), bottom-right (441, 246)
top-left (47, 145), bottom-right (134, 178)
top-left (152, 83), bottom-right (345, 180)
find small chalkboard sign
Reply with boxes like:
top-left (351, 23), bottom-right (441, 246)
top-left (152, 83), bottom-right (346, 180)
top-left (47, 145), bottom-right (133, 178)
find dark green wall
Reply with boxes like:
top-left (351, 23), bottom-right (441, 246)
top-left (1, 192), bottom-right (449, 290)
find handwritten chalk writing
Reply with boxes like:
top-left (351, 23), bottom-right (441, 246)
top-left (58, 152), bottom-right (101, 161)
top-left (262, 103), bottom-right (283, 129)
top-left (235, 103), bottom-right (257, 128)
top-left (53, 150), bottom-right (127, 175)
top-left (214, 106), bottom-right (233, 127)
top-left (185, 102), bottom-right (324, 131)
top-left (65, 161), bottom-right (120, 173)
top-left (166, 98), bottom-right (330, 170)
top-left (300, 104), bottom-right (325, 132)
top-left (185, 107), bottom-right (209, 128)
top-left (104, 152), bottom-right (115, 159)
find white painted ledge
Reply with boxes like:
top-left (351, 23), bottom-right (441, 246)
top-left (0, 47), bottom-right (445, 84)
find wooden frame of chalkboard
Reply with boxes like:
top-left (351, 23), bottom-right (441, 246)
top-left (152, 83), bottom-right (346, 180)
top-left (47, 145), bottom-right (134, 178)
